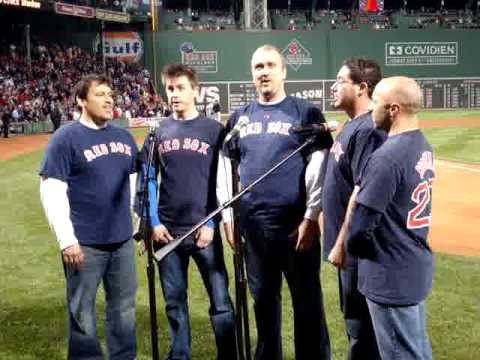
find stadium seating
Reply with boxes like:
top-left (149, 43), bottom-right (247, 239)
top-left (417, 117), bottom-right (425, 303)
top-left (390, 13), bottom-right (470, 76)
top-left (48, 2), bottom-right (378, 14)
top-left (0, 41), bottom-right (160, 134)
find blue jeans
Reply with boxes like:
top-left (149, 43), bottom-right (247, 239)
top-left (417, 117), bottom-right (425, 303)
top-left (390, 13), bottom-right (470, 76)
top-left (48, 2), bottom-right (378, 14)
top-left (157, 232), bottom-right (236, 360)
top-left (339, 267), bottom-right (380, 360)
top-left (63, 239), bottom-right (137, 360)
top-left (244, 226), bottom-right (331, 360)
top-left (366, 298), bottom-right (432, 360)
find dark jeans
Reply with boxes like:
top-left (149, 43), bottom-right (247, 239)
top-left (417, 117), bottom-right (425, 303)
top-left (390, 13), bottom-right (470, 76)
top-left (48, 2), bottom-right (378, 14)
top-left (63, 240), bottom-right (137, 360)
top-left (244, 226), bottom-right (331, 360)
top-left (157, 232), bottom-right (236, 360)
top-left (339, 267), bottom-right (381, 360)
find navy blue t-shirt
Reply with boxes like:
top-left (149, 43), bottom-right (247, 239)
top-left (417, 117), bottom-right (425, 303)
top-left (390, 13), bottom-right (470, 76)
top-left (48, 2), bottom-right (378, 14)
top-left (322, 112), bottom-right (386, 264)
top-left (144, 115), bottom-right (224, 233)
top-left (39, 121), bottom-right (138, 245)
top-left (224, 96), bottom-right (333, 233)
top-left (356, 130), bottom-right (435, 305)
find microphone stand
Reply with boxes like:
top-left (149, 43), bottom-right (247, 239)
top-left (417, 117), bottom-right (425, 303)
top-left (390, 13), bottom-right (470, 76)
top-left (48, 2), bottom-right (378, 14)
top-left (152, 134), bottom-right (319, 360)
top-left (153, 135), bottom-right (317, 261)
top-left (230, 158), bottom-right (251, 360)
top-left (134, 127), bottom-right (160, 360)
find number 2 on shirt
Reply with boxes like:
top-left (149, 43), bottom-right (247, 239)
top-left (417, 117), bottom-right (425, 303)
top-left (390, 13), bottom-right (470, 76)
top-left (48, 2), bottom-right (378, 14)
top-left (407, 178), bottom-right (434, 229)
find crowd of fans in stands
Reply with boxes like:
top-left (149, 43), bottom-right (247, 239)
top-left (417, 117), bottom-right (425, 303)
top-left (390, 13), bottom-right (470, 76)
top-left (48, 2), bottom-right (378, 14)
top-left (0, 41), bottom-right (163, 131)
top-left (167, 7), bottom-right (480, 31)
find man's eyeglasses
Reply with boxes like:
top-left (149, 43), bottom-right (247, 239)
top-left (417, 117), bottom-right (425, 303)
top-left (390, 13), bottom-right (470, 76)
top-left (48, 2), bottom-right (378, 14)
top-left (333, 79), bottom-right (356, 86)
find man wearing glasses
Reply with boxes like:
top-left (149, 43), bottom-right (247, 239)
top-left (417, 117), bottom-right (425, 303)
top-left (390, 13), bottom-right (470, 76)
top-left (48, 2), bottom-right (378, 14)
top-left (322, 58), bottom-right (385, 359)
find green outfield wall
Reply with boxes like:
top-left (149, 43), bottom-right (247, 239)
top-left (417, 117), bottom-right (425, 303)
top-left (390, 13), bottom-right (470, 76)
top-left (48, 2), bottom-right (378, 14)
top-left (61, 27), bottom-right (480, 111)
top-left (141, 29), bottom-right (480, 112)
top-left (145, 29), bottom-right (478, 81)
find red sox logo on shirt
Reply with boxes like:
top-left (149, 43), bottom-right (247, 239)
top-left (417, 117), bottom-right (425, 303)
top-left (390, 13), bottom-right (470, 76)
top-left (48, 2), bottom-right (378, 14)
top-left (83, 142), bottom-right (132, 162)
top-left (330, 141), bottom-right (344, 162)
top-left (158, 138), bottom-right (210, 155)
top-left (239, 121), bottom-right (292, 138)
top-left (407, 151), bottom-right (435, 229)
top-left (415, 151), bottom-right (435, 179)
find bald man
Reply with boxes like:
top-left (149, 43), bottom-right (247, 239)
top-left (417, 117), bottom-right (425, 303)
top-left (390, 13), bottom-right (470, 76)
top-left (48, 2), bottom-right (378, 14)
top-left (339, 77), bottom-right (434, 359)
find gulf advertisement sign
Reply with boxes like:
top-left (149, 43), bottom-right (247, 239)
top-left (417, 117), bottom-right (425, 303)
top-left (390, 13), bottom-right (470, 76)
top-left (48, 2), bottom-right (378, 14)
top-left (103, 32), bottom-right (143, 63)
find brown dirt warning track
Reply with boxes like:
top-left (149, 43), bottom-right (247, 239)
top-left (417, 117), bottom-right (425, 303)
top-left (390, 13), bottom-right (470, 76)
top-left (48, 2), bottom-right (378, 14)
top-left (1, 117), bottom-right (479, 256)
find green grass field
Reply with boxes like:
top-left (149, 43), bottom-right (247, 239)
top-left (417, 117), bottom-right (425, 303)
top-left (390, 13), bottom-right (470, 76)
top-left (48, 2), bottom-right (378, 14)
top-left (324, 110), bottom-right (480, 163)
top-left (1, 110), bottom-right (479, 359)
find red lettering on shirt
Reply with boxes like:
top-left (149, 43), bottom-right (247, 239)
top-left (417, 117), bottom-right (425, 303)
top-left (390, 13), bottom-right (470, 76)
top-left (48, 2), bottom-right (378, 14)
top-left (197, 142), bottom-right (210, 155)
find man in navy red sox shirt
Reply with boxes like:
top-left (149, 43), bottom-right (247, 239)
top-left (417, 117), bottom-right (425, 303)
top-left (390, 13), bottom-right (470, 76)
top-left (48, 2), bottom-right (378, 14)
top-left (322, 58), bottom-right (385, 359)
top-left (343, 76), bottom-right (435, 360)
top-left (224, 45), bottom-right (333, 360)
top-left (39, 74), bottom-right (138, 359)
top-left (142, 64), bottom-right (236, 360)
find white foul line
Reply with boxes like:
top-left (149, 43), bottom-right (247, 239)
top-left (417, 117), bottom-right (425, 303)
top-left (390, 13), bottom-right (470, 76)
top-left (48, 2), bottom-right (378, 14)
top-left (436, 160), bottom-right (480, 174)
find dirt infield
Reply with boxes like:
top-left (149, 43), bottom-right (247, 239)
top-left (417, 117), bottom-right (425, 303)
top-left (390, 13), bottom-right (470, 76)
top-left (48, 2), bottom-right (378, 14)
top-left (0, 134), bottom-right (51, 161)
top-left (420, 117), bottom-right (480, 128)
top-left (1, 117), bottom-right (479, 256)
top-left (430, 160), bottom-right (480, 256)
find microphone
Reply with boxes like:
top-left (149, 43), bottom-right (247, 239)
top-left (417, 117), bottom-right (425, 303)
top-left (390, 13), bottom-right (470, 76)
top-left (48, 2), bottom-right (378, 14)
top-left (290, 121), bottom-right (338, 136)
top-left (146, 117), bottom-right (164, 133)
top-left (223, 116), bottom-right (249, 144)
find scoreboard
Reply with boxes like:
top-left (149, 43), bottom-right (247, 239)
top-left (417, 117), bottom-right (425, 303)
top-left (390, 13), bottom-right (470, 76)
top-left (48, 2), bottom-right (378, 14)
top-left (417, 78), bottom-right (480, 109)
top-left (200, 78), bottom-right (480, 113)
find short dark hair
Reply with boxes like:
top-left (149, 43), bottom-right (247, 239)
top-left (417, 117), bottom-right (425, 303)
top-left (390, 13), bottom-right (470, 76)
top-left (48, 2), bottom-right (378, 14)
top-left (74, 74), bottom-right (113, 102)
top-left (161, 63), bottom-right (199, 88)
top-left (343, 58), bottom-right (382, 98)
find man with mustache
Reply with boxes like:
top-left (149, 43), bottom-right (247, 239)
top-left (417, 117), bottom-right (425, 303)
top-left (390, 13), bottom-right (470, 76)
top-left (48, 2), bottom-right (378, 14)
top-left (323, 58), bottom-right (385, 359)
top-left (39, 74), bottom-right (139, 359)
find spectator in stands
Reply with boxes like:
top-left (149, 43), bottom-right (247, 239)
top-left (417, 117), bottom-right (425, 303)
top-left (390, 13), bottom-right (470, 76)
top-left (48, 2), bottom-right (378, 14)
top-left (50, 101), bottom-right (62, 132)
top-left (1, 106), bottom-right (11, 138)
top-left (12, 105), bottom-right (22, 123)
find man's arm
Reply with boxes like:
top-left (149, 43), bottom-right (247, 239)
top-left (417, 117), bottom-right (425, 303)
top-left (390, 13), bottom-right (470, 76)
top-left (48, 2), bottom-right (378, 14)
top-left (143, 161), bottom-right (173, 244)
top-left (345, 203), bottom-right (382, 258)
top-left (328, 186), bottom-right (360, 268)
top-left (216, 151), bottom-right (234, 247)
top-left (39, 177), bottom-right (84, 268)
top-left (328, 128), bottom-right (386, 268)
top-left (194, 152), bottom-right (233, 249)
top-left (331, 151), bottom-right (396, 266)
top-left (220, 113), bottom-right (241, 247)
top-left (296, 149), bottom-right (329, 252)
top-left (304, 149), bottom-right (328, 221)
top-left (129, 172), bottom-right (137, 210)
top-left (329, 186), bottom-right (382, 262)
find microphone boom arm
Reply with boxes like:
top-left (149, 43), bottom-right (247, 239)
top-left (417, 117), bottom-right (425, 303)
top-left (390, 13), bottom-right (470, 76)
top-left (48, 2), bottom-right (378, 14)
top-left (154, 135), bottom-right (317, 261)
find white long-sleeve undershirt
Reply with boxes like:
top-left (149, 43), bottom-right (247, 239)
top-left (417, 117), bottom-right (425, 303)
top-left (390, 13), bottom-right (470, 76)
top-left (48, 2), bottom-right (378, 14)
top-left (216, 151), bottom-right (234, 224)
top-left (304, 149), bottom-right (329, 221)
top-left (40, 177), bottom-right (78, 250)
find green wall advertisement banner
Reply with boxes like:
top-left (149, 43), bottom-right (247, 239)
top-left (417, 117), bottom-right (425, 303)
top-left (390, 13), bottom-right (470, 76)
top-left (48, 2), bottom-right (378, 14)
top-left (141, 28), bottom-right (480, 110)
top-left (385, 42), bottom-right (458, 66)
top-left (147, 29), bottom-right (478, 81)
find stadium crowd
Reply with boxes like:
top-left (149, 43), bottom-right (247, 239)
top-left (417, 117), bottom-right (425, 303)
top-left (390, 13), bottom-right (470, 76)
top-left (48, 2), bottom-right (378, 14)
top-left (0, 41), bottom-right (162, 134)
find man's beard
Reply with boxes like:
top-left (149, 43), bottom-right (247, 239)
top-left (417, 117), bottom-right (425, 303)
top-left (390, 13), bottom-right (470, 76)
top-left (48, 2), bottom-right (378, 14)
top-left (377, 113), bottom-right (392, 132)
